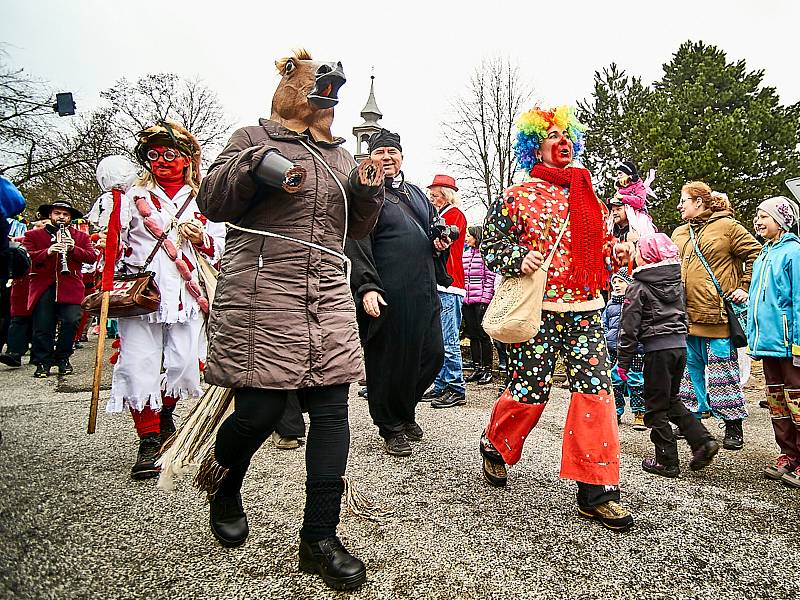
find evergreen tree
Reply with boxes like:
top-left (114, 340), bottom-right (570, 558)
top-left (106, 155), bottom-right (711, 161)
top-left (577, 64), bottom-right (651, 201)
top-left (579, 41), bottom-right (800, 233)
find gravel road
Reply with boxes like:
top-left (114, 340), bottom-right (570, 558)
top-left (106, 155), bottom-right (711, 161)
top-left (0, 343), bottom-right (796, 600)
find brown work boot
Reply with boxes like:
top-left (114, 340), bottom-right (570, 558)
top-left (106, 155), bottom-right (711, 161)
top-left (577, 500), bottom-right (634, 532)
top-left (480, 434), bottom-right (507, 488)
top-left (131, 434), bottom-right (161, 480)
top-left (632, 413), bottom-right (647, 431)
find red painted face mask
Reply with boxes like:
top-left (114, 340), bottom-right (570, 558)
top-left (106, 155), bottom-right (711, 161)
top-left (147, 145), bottom-right (188, 186)
top-left (539, 127), bottom-right (573, 169)
top-left (548, 136), bottom-right (573, 168)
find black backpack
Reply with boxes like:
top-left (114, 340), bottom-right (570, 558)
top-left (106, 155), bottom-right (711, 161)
top-left (1, 242), bottom-right (31, 280)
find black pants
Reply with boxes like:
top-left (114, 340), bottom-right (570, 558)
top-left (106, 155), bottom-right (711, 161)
top-left (216, 384), bottom-right (350, 494)
top-left (30, 285), bottom-right (82, 367)
top-left (4, 315), bottom-right (31, 355)
top-left (643, 348), bottom-right (712, 466)
top-left (364, 304), bottom-right (443, 439)
top-left (577, 483), bottom-right (620, 508)
top-left (214, 384), bottom-right (350, 541)
top-left (462, 302), bottom-right (493, 369)
top-left (275, 391), bottom-right (306, 438)
top-left (0, 283), bottom-right (10, 351)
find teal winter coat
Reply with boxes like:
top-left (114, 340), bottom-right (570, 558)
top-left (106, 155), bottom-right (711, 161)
top-left (746, 232), bottom-right (800, 358)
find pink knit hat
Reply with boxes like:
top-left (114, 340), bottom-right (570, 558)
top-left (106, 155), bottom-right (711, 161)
top-left (638, 232), bottom-right (678, 263)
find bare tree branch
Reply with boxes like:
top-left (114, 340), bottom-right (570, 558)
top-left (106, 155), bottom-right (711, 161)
top-left (439, 56), bottom-right (533, 212)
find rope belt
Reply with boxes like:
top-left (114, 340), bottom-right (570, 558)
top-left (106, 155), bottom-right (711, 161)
top-left (225, 222), bottom-right (351, 279)
top-left (225, 139), bottom-right (353, 278)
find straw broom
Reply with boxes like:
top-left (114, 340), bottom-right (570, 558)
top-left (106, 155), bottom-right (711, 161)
top-left (156, 384), bottom-right (233, 491)
top-left (156, 248), bottom-right (230, 492)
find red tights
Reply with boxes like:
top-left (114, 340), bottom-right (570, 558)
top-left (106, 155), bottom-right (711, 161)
top-left (130, 395), bottom-right (177, 438)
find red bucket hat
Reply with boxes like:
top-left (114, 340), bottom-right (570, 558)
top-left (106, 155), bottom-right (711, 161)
top-left (427, 174), bottom-right (458, 192)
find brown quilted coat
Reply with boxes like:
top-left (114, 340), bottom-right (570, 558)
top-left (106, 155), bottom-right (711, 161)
top-left (672, 209), bottom-right (761, 338)
top-left (197, 119), bottom-right (383, 389)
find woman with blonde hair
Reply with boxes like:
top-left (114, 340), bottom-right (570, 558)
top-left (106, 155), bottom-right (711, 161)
top-left (108, 121), bottom-right (226, 479)
top-left (671, 181), bottom-right (761, 450)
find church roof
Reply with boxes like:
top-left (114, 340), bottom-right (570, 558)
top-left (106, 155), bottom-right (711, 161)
top-left (359, 76), bottom-right (382, 126)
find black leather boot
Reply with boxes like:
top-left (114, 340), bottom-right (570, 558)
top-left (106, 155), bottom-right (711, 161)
top-left (298, 478), bottom-right (365, 590)
top-left (299, 536), bottom-right (366, 591)
top-left (130, 434), bottom-right (161, 480)
top-left (159, 405), bottom-right (176, 446)
top-left (477, 369), bottom-right (494, 385)
top-left (723, 419), bottom-right (744, 450)
top-left (209, 492), bottom-right (249, 548)
top-left (465, 368), bottom-right (483, 383)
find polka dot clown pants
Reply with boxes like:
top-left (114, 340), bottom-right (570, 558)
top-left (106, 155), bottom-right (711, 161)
top-left (483, 310), bottom-right (621, 491)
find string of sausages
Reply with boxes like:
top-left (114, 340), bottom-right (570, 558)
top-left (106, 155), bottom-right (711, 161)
top-left (133, 195), bottom-right (209, 314)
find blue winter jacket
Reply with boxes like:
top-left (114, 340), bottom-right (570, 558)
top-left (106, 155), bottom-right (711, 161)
top-left (602, 299), bottom-right (623, 351)
top-left (746, 232), bottom-right (800, 358)
top-left (602, 297), bottom-right (644, 354)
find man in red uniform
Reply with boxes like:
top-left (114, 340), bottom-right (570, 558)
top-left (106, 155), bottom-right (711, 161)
top-left (23, 201), bottom-right (96, 377)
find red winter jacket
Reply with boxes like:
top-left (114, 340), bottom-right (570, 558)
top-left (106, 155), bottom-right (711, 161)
top-left (23, 225), bottom-right (97, 309)
top-left (437, 204), bottom-right (466, 295)
top-left (9, 276), bottom-right (31, 317)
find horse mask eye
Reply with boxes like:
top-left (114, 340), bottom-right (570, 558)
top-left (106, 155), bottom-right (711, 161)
top-left (284, 60), bottom-right (295, 74)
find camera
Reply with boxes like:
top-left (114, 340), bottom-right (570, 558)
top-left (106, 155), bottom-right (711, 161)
top-left (431, 217), bottom-right (459, 242)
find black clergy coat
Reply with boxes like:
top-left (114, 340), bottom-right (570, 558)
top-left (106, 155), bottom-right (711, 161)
top-left (345, 178), bottom-right (447, 436)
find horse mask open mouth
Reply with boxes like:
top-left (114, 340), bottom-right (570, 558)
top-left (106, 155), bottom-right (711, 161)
top-left (307, 62), bottom-right (346, 109)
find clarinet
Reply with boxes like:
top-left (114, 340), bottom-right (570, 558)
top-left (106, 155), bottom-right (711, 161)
top-left (57, 224), bottom-right (70, 274)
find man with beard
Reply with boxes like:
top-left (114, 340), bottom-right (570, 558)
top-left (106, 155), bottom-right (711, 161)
top-left (347, 129), bottom-right (454, 457)
top-left (610, 199), bottom-right (632, 241)
top-left (23, 200), bottom-right (95, 377)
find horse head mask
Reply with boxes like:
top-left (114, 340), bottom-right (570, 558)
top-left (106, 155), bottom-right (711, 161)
top-left (271, 49), bottom-right (346, 144)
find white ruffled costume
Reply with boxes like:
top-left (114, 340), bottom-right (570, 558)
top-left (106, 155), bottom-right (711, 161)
top-left (107, 183), bottom-right (225, 413)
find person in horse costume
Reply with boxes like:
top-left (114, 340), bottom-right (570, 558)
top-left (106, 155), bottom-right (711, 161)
top-left (197, 49), bottom-right (384, 591)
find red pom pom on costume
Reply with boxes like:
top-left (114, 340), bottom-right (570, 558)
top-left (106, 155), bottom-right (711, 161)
top-left (109, 351), bottom-right (119, 365)
top-left (111, 338), bottom-right (121, 349)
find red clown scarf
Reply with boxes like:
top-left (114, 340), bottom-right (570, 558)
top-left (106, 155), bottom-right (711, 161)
top-left (530, 163), bottom-right (605, 290)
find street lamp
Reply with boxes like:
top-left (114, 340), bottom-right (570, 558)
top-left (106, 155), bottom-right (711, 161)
top-left (53, 92), bottom-right (76, 116)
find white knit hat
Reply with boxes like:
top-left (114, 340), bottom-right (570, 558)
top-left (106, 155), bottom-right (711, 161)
top-left (757, 196), bottom-right (799, 232)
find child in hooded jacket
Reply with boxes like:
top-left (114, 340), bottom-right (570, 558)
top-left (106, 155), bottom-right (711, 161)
top-left (602, 270), bottom-right (646, 428)
top-left (617, 233), bottom-right (720, 477)
top-left (747, 195), bottom-right (800, 487)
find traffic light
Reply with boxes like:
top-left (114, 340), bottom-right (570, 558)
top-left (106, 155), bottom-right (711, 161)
top-left (53, 92), bottom-right (76, 116)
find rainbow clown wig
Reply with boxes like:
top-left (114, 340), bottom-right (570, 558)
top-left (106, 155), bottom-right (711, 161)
top-left (513, 105), bottom-right (586, 172)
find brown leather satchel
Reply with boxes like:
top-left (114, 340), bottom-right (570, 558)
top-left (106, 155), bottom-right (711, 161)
top-left (81, 271), bottom-right (161, 318)
top-left (81, 193), bottom-right (193, 318)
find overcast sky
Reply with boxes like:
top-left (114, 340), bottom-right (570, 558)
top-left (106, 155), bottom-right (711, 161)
top-left (2, 0), bottom-right (798, 221)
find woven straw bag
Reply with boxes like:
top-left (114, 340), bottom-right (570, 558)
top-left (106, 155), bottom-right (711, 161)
top-left (482, 218), bottom-right (569, 343)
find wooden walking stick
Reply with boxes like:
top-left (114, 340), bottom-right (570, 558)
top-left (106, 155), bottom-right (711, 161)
top-left (88, 289), bottom-right (109, 433)
top-left (88, 187), bottom-right (123, 434)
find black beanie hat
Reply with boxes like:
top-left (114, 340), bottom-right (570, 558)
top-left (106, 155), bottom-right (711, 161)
top-left (368, 128), bottom-right (402, 153)
top-left (616, 160), bottom-right (639, 182)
